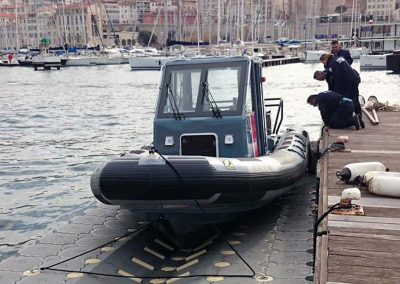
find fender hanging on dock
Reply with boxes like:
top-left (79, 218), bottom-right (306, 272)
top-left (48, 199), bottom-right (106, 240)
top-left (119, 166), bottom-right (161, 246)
top-left (367, 174), bottom-right (400, 198)
top-left (362, 171), bottom-right (400, 186)
top-left (336, 162), bottom-right (388, 183)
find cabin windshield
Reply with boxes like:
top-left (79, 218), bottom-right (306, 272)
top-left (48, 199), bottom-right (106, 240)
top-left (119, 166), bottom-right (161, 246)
top-left (159, 60), bottom-right (247, 118)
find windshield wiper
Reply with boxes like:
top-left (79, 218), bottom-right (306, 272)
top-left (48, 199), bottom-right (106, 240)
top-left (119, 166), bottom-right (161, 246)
top-left (201, 82), bottom-right (222, 118)
top-left (165, 82), bottom-right (184, 120)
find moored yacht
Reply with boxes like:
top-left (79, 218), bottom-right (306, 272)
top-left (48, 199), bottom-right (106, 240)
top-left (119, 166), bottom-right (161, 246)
top-left (360, 54), bottom-right (388, 70)
top-left (305, 50), bottom-right (327, 62)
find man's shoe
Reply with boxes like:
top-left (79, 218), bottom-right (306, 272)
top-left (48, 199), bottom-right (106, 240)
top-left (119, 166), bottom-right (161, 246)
top-left (358, 114), bottom-right (365, 128)
top-left (353, 115), bottom-right (361, 130)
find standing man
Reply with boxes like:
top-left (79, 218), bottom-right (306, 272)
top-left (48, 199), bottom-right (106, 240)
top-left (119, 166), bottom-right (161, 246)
top-left (331, 40), bottom-right (353, 65)
top-left (307, 91), bottom-right (361, 130)
top-left (318, 53), bottom-right (365, 128)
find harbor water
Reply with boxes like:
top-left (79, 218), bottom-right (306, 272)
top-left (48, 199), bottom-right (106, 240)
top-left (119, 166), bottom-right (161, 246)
top-left (0, 62), bottom-right (399, 261)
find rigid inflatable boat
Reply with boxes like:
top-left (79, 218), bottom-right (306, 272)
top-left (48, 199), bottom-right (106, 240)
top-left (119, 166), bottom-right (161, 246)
top-left (91, 56), bottom-right (310, 228)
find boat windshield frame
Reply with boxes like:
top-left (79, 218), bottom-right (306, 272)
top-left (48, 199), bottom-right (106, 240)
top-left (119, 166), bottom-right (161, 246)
top-left (157, 60), bottom-right (249, 119)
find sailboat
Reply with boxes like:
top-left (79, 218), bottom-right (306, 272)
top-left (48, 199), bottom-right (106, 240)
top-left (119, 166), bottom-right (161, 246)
top-left (129, 2), bottom-right (183, 71)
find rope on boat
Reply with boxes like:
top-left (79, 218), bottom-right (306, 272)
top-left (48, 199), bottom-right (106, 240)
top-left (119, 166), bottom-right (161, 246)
top-left (153, 147), bottom-right (256, 279)
top-left (39, 148), bottom-right (257, 280)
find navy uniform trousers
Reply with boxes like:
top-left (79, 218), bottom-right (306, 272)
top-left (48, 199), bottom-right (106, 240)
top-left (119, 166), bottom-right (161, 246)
top-left (328, 99), bottom-right (355, 129)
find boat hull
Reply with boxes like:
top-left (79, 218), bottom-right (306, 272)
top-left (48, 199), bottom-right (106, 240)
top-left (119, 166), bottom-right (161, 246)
top-left (91, 131), bottom-right (309, 216)
top-left (360, 54), bottom-right (387, 70)
top-left (305, 50), bottom-right (327, 62)
top-left (129, 56), bottom-right (172, 70)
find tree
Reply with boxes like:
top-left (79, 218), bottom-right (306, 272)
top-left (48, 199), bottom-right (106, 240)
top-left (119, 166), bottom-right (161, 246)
top-left (335, 5), bottom-right (347, 14)
top-left (137, 31), bottom-right (159, 47)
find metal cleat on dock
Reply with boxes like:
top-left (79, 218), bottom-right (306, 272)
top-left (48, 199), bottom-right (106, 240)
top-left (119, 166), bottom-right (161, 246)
top-left (332, 188), bottom-right (364, 216)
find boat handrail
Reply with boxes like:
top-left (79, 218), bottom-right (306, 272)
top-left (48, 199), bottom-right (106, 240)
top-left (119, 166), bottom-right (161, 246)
top-left (264, 98), bottom-right (284, 134)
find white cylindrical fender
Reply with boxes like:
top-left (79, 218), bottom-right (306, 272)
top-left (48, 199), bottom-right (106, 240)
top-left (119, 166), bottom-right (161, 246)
top-left (362, 171), bottom-right (400, 186)
top-left (367, 175), bottom-right (400, 198)
top-left (337, 162), bottom-right (387, 183)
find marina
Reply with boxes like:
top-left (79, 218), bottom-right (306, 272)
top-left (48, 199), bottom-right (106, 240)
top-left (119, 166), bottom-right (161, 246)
top-left (0, 60), bottom-right (399, 283)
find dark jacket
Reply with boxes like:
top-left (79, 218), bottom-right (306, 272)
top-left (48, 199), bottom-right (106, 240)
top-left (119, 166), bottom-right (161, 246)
top-left (316, 91), bottom-right (351, 125)
top-left (325, 57), bottom-right (358, 99)
top-left (333, 49), bottom-right (353, 65)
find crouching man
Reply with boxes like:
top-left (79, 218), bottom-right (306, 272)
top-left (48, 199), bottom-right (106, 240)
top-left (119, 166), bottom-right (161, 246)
top-left (307, 91), bottom-right (361, 130)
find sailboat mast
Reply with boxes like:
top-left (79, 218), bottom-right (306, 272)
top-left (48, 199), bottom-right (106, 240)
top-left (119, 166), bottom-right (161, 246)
top-left (350, 0), bottom-right (355, 47)
top-left (240, 0), bottom-right (244, 41)
top-left (236, 0), bottom-right (240, 41)
top-left (62, 0), bottom-right (67, 45)
top-left (196, 0), bottom-right (200, 50)
top-left (264, 0), bottom-right (268, 42)
top-left (148, 8), bottom-right (161, 47)
top-left (217, 0), bottom-right (221, 44)
top-left (164, 0), bottom-right (168, 47)
top-left (80, 0), bottom-right (87, 46)
top-left (15, 0), bottom-right (19, 50)
top-left (178, 0), bottom-right (182, 40)
top-left (25, 0), bottom-right (30, 47)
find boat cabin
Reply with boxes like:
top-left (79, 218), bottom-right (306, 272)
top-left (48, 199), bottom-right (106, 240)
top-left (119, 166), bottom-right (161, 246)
top-left (154, 56), bottom-right (274, 158)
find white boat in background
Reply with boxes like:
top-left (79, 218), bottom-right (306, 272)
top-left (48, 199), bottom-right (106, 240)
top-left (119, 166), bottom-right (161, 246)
top-left (349, 47), bottom-right (366, 59)
top-left (129, 45), bottom-right (185, 70)
top-left (360, 54), bottom-right (388, 70)
top-left (129, 56), bottom-right (173, 70)
top-left (65, 48), bottom-right (128, 66)
top-left (304, 50), bottom-right (327, 63)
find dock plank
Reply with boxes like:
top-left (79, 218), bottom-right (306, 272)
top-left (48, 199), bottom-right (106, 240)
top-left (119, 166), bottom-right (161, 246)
top-left (327, 265), bottom-right (400, 284)
top-left (328, 235), bottom-right (400, 253)
top-left (328, 215), bottom-right (400, 224)
top-left (328, 196), bottom-right (400, 209)
top-left (329, 250), bottom-right (400, 269)
top-left (315, 111), bottom-right (400, 283)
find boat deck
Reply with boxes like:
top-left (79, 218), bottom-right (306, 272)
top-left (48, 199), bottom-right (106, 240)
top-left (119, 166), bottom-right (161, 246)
top-left (314, 111), bottom-right (400, 283)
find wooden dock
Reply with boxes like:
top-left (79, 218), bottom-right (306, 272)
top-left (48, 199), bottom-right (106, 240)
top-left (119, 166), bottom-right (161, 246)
top-left (314, 111), bottom-right (400, 284)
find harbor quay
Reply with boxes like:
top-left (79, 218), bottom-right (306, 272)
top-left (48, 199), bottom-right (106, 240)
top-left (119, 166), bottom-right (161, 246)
top-left (314, 111), bottom-right (400, 284)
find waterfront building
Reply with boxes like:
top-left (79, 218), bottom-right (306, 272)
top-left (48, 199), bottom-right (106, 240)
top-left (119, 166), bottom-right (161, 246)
top-left (366, 0), bottom-right (397, 22)
top-left (359, 22), bottom-right (400, 53)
